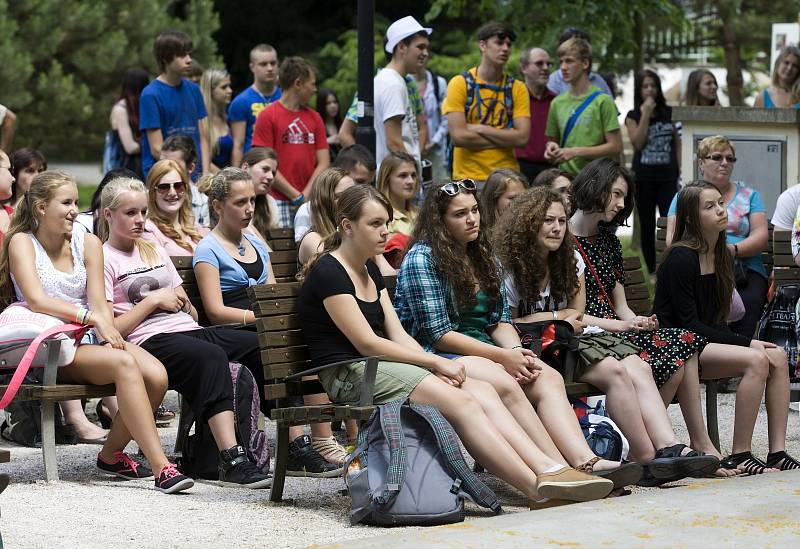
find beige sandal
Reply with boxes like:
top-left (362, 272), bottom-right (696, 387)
top-left (575, 456), bottom-right (601, 473)
top-left (310, 436), bottom-right (347, 466)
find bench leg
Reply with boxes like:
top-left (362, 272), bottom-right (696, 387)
top-left (705, 381), bottom-right (720, 452)
top-left (40, 401), bottom-right (59, 482)
top-left (173, 397), bottom-right (191, 454)
top-left (270, 423), bottom-right (289, 503)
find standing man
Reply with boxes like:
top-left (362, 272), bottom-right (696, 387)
top-left (252, 57), bottom-right (328, 228)
top-left (229, 44), bottom-right (281, 168)
top-left (140, 29), bottom-right (210, 180)
top-left (516, 47), bottom-right (557, 182)
top-left (442, 22), bottom-right (530, 183)
top-left (547, 28), bottom-right (612, 96)
top-left (414, 61), bottom-right (449, 182)
top-left (374, 15), bottom-right (431, 168)
top-left (544, 37), bottom-right (621, 176)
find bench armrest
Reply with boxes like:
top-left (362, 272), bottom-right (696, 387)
top-left (285, 355), bottom-right (383, 407)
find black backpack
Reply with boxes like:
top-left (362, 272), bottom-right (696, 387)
top-left (178, 362), bottom-right (270, 479)
top-left (515, 319), bottom-right (581, 381)
top-left (758, 283), bottom-right (800, 383)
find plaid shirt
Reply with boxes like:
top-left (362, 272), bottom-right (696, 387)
top-left (394, 242), bottom-right (512, 351)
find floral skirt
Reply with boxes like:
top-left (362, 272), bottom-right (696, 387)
top-left (622, 328), bottom-right (707, 388)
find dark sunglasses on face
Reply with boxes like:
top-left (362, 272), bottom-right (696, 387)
top-left (156, 181), bottom-right (186, 194)
top-left (439, 179), bottom-right (477, 196)
top-left (706, 154), bottom-right (737, 164)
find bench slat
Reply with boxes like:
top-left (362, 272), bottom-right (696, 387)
top-left (267, 228), bottom-right (294, 240)
top-left (257, 314), bottom-right (301, 332)
top-left (270, 239), bottom-right (296, 251)
top-left (265, 379), bottom-right (325, 400)
top-left (272, 264), bottom-right (298, 278)
top-left (271, 404), bottom-right (374, 423)
top-left (269, 250), bottom-right (298, 264)
top-left (258, 329), bottom-right (305, 349)
top-left (0, 383), bottom-right (116, 401)
top-left (248, 284), bottom-right (300, 300)
top-left (252, 298), bottom-right (297, 316)
top-left (264, 361), bottom-right (311, 380)
top-left (262, 345), bottom-right (309, 365)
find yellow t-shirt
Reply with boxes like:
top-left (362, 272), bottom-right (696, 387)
top-left (441, 69), bottom-right (530, 180)
top-left (388, 208), bottom-right (416, 236)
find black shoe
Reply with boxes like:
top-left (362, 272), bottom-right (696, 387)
top-left (636, 466), bottom-right (670, 487)
top-left (286, 435), bottom-right (343, 478)
top-left (218, 445), bottom-right (272, 489)
top-left (96, 451), bottom-right (153, 479)
top-left (650, 444), bottom-right (719, 479)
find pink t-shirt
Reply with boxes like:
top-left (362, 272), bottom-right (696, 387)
top-left (103, 242), bottom-right (199, 345)
top-left (142, 219), bottom-right (208, 257)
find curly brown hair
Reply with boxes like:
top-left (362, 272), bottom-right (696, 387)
top-left (494, 187), bottom-right (578, 309)
top-left (410, 182), bottom-right (502, 310)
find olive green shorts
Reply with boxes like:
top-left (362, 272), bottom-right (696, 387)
top-left (576, 332), bottom-right (641, 379)
top-left (318, 360), bottom-right (431, 405)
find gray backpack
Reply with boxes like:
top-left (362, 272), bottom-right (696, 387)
top-left (344, 399), bottom-right (502, 526)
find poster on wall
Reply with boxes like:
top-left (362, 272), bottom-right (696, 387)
top-left (771, 23), bottom-right (800, 73)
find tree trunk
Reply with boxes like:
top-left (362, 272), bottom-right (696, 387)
top-left (716, 1), bottom-right (744, 105)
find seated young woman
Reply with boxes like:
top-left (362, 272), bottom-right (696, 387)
top-left (194, 168), bottom-right (341, 476)
top-left (568, 159), bottom-right (731, 479)
top-left (478, 168), bottom-right (529, 234)
top-left (375, 151), bottom-right (419, 267)
top-left (298, 167), bottom-right (394, 274)
top-left (143, 159), bottom-right (207, 256)
top-left (393, 180), bottom-right (644, 489)
top-left (0, 170), bottom-right (192, 493)
top-left (532, 168), bottom-right (572, 211)
top-left (654, 182), bottom-right (798, 474)
top-left (99, 176), bottom-right (271, 488)
top-left (298, 183), bottom-right (613, 506)
top-left (495, 185), bottom-right (723, 482)
top-left (240, 147), bottom-right (279, 244)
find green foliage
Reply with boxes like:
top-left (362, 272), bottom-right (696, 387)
top-left (0, 0), bottom-right (221, 160)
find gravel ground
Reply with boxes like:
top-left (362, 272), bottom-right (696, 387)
top-left (1, 389), bottom-right (798, 548)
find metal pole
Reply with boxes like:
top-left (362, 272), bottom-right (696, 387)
top-left (356, 0), bottom-right (376, 158)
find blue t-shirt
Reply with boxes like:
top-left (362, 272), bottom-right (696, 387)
top-left (669, 182), bottom-right (767, 277)
top-left (228, 86), bottom-right (282, 152)
top-left (140, 78), bottom-right (207, 180)
top-left (193, 232), bottom-right (271, 292)
top-left (212, 133), bottom-right (233, 169)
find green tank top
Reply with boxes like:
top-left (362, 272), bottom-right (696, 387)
top-left (457, 290), bottom-right (494, 345)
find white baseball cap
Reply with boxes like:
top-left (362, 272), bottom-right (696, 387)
top-left (385, 16), bottom-right (432, 54)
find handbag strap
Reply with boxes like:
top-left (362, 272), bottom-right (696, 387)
top-left (572, 235), bottom-right (616, 318)
top-left (560, 91), bottom-right (601, 148)
top-left (0, 323), bottom-right (87, 409)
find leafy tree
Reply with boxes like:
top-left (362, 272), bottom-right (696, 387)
top-left (0, 0), bottom-right (221, 161)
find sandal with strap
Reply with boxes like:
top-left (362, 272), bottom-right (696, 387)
top-left (765, 451), bottom-right (800, 471)
top-left (721, 451), bottom-right (773, 475)
top-left (588, 460), bottom-right (644, 490)
top-left (310, 436), bottom-right (348, 466)
top-left (650, 444), bottom-right (719, 480)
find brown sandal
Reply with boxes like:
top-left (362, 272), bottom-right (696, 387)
top-left (575, 456), bottom-right (601, 473)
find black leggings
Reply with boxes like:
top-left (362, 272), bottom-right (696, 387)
top-left (141, 328), bottom-right (267, 419)
top-left (729, 270), bottom-right (768, 339)
top-left (635, 177), bottom-right (677, 273)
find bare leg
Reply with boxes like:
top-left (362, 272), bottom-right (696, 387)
top-left (207, 411), bottom-right (237, 450)
top-left (58, 345), bottom-right (170, 474)
top-left (523, 364), bottom-right (620, 471)
top-left (457, 356), bottom-right (564, 463)
top-left (622, 356), bottom-right (681, 450)
top-left (579, 357), bottom-right (656, 463)
top-left (100, 396), bottom-right (119, 420)
top-left (304, 392), bottom-right (334, 438)
top-left (658, 362), bottom-right (684, 407)
top-left (408, 376), bottom-right (540, 499)
top-left (60, 400), bottom-right (107, 440)
top-left (764, 347), bottom-right (790, 453)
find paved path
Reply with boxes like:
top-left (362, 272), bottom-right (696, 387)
top-left (333, 470), bottom-right (800, 548)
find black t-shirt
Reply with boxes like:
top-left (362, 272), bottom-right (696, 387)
top-left (625, 106), bottom-right (679, 183)
top-left (653, 246), bottom-right (751, 347)
top-left (298, 254), bottom-right (386, 366)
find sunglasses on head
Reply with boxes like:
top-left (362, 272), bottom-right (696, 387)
top-left (156, 181), bottom-right (186, 194)
top-left (439, 179), bottom-right (477, 196)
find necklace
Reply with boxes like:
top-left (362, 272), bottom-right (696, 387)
top-left (252, 84), bottom-right (274, 103)
top-left (237, 240), bottom-right (246, 256)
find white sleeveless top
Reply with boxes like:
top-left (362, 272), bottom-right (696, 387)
top-left (12, 226), bottom-right (89, 307)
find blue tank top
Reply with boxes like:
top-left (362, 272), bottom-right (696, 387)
top-left (212, 133), bottom-right (233, 168)
top-left (763, 89), bottom-right (800, 109)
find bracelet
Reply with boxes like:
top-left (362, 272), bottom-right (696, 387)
top-left (511, 345), bottom-right (523, 350)
top-left (290, 193), bottom-right (305, 206)
top-left (85, 310), bottom-right (93, 325)
top-left (76, 307), bottom-right (91, 324)
top-left (242, 309), bottom-right (249, 325)
top-left (552, 310), bottom-right (558, 321)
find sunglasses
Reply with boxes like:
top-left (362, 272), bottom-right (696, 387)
top-left (156, 181), bottom-right (186, 194)
top-left (439, 179), bottom-right (477, 196)
top-left (706, 154), bottom-right (737, 164)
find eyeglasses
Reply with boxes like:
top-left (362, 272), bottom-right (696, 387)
top-left (439, 179), bottom-right (477, 196)
top-left (533, 60), bottom-right (553, 68)
top-left (156, 181), bottom-right (186, 194)
top-left (705, 154), bottom-right (737, 164)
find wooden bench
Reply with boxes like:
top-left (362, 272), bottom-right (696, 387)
top-left (0, 329), bottom-right (115, 481)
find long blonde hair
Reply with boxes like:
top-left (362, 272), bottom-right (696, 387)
top-left (376, 150), bottom-right (419, 215)
top-left (146, 159), bottom-right (202, 253)
top-left (772, 46), bottom-right (800, 103)
top-left (0, 171), bottom-right (73, 305)
top-left (97, 177), bottom-right (161, 266)
top-left (201, 68), bottom-right (229, 156)
top-left (308, 167), bottom-right (349, 239)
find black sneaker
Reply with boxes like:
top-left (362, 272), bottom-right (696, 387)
top-left (218, 445), bottom-right (272, 489)
top-left (97, 451), bottom-right (153, 479)
top-left (155, 463), bottom-right (194, 494)
top-left (287, 435), bottom-right (343, 478)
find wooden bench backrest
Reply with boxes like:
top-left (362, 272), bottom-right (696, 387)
top-left (771, 229), bottom-right (799, 286)
top-left (266, 228), bottom-right (299, 282)
top-left (622, 256), bottom-right (651, 316)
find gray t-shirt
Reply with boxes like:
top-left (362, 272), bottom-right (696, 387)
top-left (771, 185), bottom-right (800, 230)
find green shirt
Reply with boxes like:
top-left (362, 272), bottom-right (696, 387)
top-left (545, 85), bottom-right (619, 175)
top-left (457, 291), bottom-right (494, 345)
